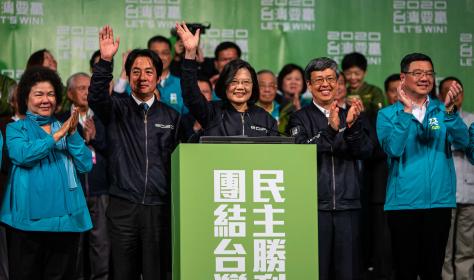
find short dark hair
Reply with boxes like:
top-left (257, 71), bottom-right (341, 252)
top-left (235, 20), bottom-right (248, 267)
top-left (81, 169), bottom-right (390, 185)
top-left (124, 49), bottom-right (163, 77)
top-left (17, 66), bottom-right (63, 115)
top-left (89, 50), bottom-right (101, 70)
top-left (400, 53), bottom-right (434, 73)
top-left (303, 58), bottom-right (338, 82)
top-left (277, 63), bottom-right (307, 94)
top-left (197, 75), bottom-right (212, 90)
top-left (384, 73), bottom-right (401, 92)
top-left (341, 52), bottom-right (367, 71)
top-left (147, 35), bottom-right (172, 50)
top-left (215, 59), bottom-right (259, 104)
top-left (26, 49), bottom-right (49, 69)
top-left (214, 41), bottom-right (242, 60)
top-left (439, 76), bottom-right (463, 94)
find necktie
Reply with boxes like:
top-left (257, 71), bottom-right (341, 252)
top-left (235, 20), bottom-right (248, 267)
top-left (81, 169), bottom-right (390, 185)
top-left (140, 103), bottom-right (149, 113)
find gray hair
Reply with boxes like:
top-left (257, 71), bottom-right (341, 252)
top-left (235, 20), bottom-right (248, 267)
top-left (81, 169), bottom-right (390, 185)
top-left (304, 57), bottom-right (338, 81)
top-left (66, 72), bottom-right (90, 91)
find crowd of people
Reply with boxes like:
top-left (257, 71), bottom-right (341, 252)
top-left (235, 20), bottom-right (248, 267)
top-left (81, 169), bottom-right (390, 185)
top-left (0, 22), bottom-right (473, 280)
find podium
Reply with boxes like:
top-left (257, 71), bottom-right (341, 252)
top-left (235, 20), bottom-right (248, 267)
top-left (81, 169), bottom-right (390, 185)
top-left (171, 143), bottom-right (318, 279)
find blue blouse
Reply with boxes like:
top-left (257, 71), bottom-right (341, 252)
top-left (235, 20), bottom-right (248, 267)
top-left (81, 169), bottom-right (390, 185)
top-left (0, 117), bottom-right (93, 232)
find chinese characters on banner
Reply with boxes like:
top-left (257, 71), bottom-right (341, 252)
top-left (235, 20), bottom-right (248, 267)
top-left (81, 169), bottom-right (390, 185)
top-left (327, 31), bottom-right (382, 65)
top-left (260, 0), bottom-right (315, 32)
top-left (213, 170), bottom-right (286, 280)
top-left (124, 0), bottom-right (181, 29)
top-left (56, 26), bottom-right (99, 61)
top-left (0, 0), bottom-right (44, 25)
top-left (460, 33), bottom-right (473, 67)
top-left (393, 0), bottom-right (448, 33)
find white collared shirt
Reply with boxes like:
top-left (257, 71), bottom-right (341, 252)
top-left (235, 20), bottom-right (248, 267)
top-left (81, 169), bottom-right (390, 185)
top-left (313, 100), bottom-right (330, 118)
top-left (160, 72), bottom-right (170, 88)
top-left (131, 94), bottom-right (155, 108)
top-left (412, 97), bottom-right (429, 123)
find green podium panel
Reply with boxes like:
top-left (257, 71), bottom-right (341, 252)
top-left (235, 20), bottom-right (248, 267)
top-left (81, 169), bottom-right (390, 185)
top-left (172, 144), bottom-right (318, 280)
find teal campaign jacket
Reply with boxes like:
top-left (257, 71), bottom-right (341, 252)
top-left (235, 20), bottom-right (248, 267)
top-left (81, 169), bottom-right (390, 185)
top-left (376, 99), bottom-right (469, 210)
top-left (0, 119), bottom-right (93, 232)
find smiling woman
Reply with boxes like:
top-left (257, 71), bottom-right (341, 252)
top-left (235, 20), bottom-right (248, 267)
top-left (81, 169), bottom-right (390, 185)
top-left (0, 66), bottom-right (92, 279)
top-left (176, 22), bottom-right (279, 141)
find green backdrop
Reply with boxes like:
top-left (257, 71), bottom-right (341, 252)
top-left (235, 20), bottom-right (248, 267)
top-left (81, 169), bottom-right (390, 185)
top-left (0, 0), bottom-right (473, 111)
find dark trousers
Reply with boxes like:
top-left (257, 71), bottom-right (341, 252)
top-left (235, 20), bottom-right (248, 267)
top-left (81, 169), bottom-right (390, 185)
top-left (107, 196), bottom-right (171, 280)
top-left (0, 224), bottom-right (8, 280)
top-left (318, 209), bottom-right (361, 280)
top-left (370, 203), bottom-right (393, 279)
top-left (7, 227), bottom-right (80, 280)
top-left (386, 208), bottom-right (452, 280)
top-left (76, 194), bottom-right (110, 280)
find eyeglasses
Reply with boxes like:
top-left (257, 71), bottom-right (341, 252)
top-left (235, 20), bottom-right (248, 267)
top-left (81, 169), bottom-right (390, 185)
top-left (310, 76), bottom-right (337, 85)
top-left (403, 70), bottom-right (436, 79)
top-left (229, 79), bottom-right (253, 87)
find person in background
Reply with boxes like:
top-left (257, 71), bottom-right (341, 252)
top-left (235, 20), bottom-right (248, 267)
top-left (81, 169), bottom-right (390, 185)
top-left (65, 72), bottom-right (110, 280)
top-left (181, 76), bottom-right (213, 141)
top-left (89, 25), bottom-right (181, 280)
top-left (439, 77), bottom-right (474, 280)
top-left (288, 57), bottom-right (372, 280)
top-left (342, 52), bottom-right (385, 121)
top-left (277, 63), bottom-right (308, 110)
top-left (377, 53), bottom-right (469, 279)
top-left (256, 69), bottom-right (295, 134)
top-left (335, 70), bottom-right (348, 108)
top-left (0, 66), bottom-right (92, 279)
top-left (468, 123), bottom-right (474, 164)
top-left (384, 74), bottom-right (401, 106)
top-left (178, 22), bottom-right (278, 140)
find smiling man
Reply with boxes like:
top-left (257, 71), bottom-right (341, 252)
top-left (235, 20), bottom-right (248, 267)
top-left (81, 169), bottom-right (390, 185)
top-left (376, 53), bottom-right (469, 280)
top-left (288, 57), bottom-right (373, 280)
top-left (88, 25), bottom-right (181, 280)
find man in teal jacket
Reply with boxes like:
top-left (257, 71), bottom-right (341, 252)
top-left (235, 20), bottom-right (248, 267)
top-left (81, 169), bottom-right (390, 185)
top-left (376, 53), bottom-right (469, 280)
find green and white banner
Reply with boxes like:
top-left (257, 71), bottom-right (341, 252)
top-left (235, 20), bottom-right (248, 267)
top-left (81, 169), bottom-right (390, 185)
top-left (172, 144), bottom-right (318, 279)
top-left (0, 0), bottom-right (473, 111)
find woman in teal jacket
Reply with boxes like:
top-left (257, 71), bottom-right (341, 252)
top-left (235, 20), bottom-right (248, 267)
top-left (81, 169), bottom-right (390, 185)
top-left (0, 66), bottom-right (92, 279)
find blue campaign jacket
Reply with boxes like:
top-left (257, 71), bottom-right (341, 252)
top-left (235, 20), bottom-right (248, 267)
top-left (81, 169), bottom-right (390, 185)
top-left (376, 99), bottom-right (469, 210)
top-left (0, 119), bottom-right (93, 232)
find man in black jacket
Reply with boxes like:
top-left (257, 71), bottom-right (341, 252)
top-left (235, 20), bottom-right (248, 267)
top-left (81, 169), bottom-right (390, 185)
top-left (288, 57), bottom-right (373, 280)
top-left (88, 25), bottom-right (180, 280)
top-left (64, 72), bottom-right (110, 280)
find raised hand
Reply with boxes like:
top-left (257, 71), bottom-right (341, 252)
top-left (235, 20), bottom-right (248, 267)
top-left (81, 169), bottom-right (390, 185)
top-left (328, 100), bottom-right (340, 131)
top-left (99, 25), bottom-right (120, 62)
top-left (83, 118), bottom-right (96, 143)
top-left (175, 22), bottom-right (200, 59)
top-left (397, 80), bottom-right (412, 113)
top-left (346, 98), bottom-right (362, 128)
top-left (444, 81), bottom-right (462, 111)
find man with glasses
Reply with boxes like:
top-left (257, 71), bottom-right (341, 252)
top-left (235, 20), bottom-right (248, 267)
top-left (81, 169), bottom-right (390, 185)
top-left (376, 53), bottom-right (469, 279)
top-left (288, 57), bottom-right (373, 280)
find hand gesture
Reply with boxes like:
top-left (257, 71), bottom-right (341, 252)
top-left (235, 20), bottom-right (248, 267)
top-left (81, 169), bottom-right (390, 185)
top-left (83, 118), bottom-right (96, 143)
top-left (292, 93), bottom-right (302, 111)
top-left (346, 98), bottom-right (362, 127)
top-left (53, 108), bottom-right (79, 142)
top-left (328, 101), bottom-right (340, 131)
top-left (68, 108), bottom-right (80, 134)
top-left (397, 80), bottom-right (412, 113)
top-left (175, 22), bottom-right (200, 59)
top-left (444, 81), bottom-right (462, 111)
top-left (99, 25), bottom-right (120, 62)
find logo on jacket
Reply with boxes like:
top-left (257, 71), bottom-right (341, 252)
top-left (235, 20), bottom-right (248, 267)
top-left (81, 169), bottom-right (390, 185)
top-left (290, 126), bottom-right (300, 136)
top-left (155, 123), bottom-right (175, 129)
top-left (428, 117), bottom-right (440, 130)
top-left (250, 125), bottom-right (267, 132)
